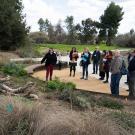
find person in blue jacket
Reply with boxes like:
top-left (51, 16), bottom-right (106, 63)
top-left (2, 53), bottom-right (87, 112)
top-left (80, 48), bottom-right (91, 80)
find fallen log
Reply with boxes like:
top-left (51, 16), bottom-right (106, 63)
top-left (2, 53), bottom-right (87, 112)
top-left (0, 79), bottom-right (39, 100)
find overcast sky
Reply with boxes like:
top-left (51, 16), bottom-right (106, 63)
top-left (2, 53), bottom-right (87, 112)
top-left (23, 0), bottom-right (135, 34)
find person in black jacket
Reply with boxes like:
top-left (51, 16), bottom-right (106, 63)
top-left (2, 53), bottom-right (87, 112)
top-left (41, 48), bottom-right (57, 81)
top-left (128, 50), bottom-right (135, 98)
top-left (92, 47), bottom-right (101, 74)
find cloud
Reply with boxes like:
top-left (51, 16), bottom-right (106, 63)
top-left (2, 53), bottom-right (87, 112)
top-left (23, 0), bottom-right (135, 34)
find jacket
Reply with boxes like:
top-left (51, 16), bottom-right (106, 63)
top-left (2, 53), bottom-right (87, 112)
top-left (81, 52), bottom-right (91, 65)
top-left (41, 52), bottom-right (57, 66)
top-left (110, 56), bottom-right (122, 74)
top-left (92, 50), bottom-right (101, 63)
top-left (128, 56), bottom-right (135, 72)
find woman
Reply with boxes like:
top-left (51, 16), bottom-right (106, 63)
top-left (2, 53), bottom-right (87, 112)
top-left (80, 48), bottom-right (91, 80)
top-left (41, 48), bottom-right (57, 81)
top-left (69, 47), bottom-right (79, 77)
top-left (99, 50), bottom-right (106, 80)
top-left (103, 50), bottom-right (113, 83)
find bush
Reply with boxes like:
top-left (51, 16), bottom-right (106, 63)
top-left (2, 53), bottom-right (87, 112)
top-left (113, 33), bottom-right (135, 47)
top-left (97, 97), bottom-right (124, 110)
top-left (2, 63), bottom-right (27, 76)
top-left (111, 112), bottom-right (135, 131)
top-left (46, 78), bottom-right (76, 92)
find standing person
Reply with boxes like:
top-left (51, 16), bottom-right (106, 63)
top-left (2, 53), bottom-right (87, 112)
top-left (103, 50), bottom-right (113, 83)
top-left (57, 51), bottom-right (62, 70)
top-left (92, 47), bottom-right (101, 74)
top-left (99, 50), bottom-right (106, 80)
top-left (128, 50), bottom-right (135, 99)
top-left (110, 50), bottom-right (123, 96)
top-left (69, 47), bottom-right (79, 77)
top-left (41, 48), bottom-right (57, 81)
top-left (80, 48), bottom-right (91, 80)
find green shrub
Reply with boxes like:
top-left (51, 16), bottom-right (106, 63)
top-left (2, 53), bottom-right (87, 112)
top-left (111, 112), bottom-right (135, 130)
top-left (72, 94), bottom-right (90, 109)
top-left (2, 63), bottom-right (27, 76)
top-left (46, 78), bottom-right (76, 92)
top-left (97, 97), bottom-right (124, 110)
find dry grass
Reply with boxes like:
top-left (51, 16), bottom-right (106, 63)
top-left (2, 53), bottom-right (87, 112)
top-left (0, 52), bottom-right (19, 65)
top-left (0, 96), bottom-right (118, 135)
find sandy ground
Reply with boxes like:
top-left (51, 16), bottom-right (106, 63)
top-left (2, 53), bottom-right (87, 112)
top-left (32, 68), bottom-right (129, 96)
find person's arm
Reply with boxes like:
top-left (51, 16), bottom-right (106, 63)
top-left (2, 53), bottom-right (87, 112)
top-left (41, 54), bottom-right (47, 64)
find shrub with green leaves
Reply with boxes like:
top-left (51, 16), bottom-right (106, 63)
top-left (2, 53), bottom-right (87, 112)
top-left (97, 97), bottom-right (124, 110)
top-left (111, 112), bottom-right (135, 131)
top-left (2, 63), bottom-right (27, 76)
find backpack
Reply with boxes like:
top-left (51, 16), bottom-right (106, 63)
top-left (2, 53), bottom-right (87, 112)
top-left (120, 58), bottom-right (128, 75)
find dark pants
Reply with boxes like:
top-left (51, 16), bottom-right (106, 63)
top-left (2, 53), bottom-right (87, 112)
top-left (105, 71), bottom-right (109, 81)
top-left (70, 65), bottom-right (76, 76)
top-left (93, 62), bottom-right (99, 74)
top-left (110, 73), bottom-right (121, 96)
top-left (46, 64), bottom-right (54, 81)
top-left (128, 72), bottom-right (135, 98)
top-left (82, 64), bottom-right (88, 79)
top-left (99, 71), bottom-right (105, 79)
top-left (58, 61), bottom-right (62, 70)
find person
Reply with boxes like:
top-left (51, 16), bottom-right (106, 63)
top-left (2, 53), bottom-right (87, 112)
top-left (103, 50), bottom-right (113, 83)
top-left (41, 48), bottom-right (57, 81)
top-left (110, 50), bottom-right (123, 96)
top-left (99, 50), bottom-right (106, 80)
top-left (92, 47), bottom-right (101, 74)
top-left (128, 50), bottom-right (135, 99)
top-left (57, 51), bottom-right (62, 70)
top-left (69, 47), bottom-right (79, 77)
top-left (125, 51), bottom-right (132, 85)
top-left (80, 48), bottom-right (91, 80)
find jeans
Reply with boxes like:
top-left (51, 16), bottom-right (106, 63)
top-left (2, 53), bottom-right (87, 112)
top-left (110, 73), bottom-right (121, 96)
top-left (93, 62), bottom-right (99, 73)
top-left (82, 64), bottom-right (88, 78)
top-left (128, 71), bottom-right (135, 97)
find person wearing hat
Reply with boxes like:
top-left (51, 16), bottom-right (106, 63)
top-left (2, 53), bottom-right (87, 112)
top-left (128, 50), bottom-right (135, 98)
top-left (92, 47), bottom-right (101, 74)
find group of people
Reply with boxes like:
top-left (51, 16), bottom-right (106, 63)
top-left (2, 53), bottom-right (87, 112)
top-left (41, 47), bottom-right (135, 98)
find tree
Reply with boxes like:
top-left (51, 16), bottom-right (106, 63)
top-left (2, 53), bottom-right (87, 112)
top-left (65, 16), bottom-right (76, 44)
top-left (38, 18), bottom-right (44, 32)
top-left (0, 0), bottom-right (29, 50)
top-left (55, 20), bottom-right (66, 43)
top-left (99, 2), bottom-right (124, 45)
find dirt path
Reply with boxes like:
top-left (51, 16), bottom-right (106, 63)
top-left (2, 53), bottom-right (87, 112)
top-left (32, 68), bottom-right (128, 96)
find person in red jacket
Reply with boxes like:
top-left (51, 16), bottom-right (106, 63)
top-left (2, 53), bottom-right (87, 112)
top-left (41, 48), bottom-right (57, 81)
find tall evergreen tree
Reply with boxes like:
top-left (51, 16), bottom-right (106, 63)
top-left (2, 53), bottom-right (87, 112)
top-left (0, 0), bottom-right (29, 50)
top-left (99, 2), bottom-right (124, 45)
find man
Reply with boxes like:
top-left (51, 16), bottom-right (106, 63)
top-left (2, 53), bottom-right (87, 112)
top-left (128, 50), bottom-right (135, 99)
top-left (92, 47), bottom-right (101, 74)
top-left (110, 50), bottom-right (123, 96)
top-left (41, 48), bottom-right (57, 81)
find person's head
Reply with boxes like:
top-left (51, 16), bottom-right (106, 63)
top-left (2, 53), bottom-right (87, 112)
top-left (84, 47), bottom-right (89, 53)
top-left (72, 47), bottom-right (76, 52)
top-left (49, 48), bottom-right (53, 54)
top-left (114, 50), bottom-right (120, 57)
top-left (131, 50), bottom-right (135, 56)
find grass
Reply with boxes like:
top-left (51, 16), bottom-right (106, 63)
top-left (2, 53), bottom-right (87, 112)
top-left (34, 43), bottom-right (130, 54)
top-left (110, 112), bottom-right (135, 131)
